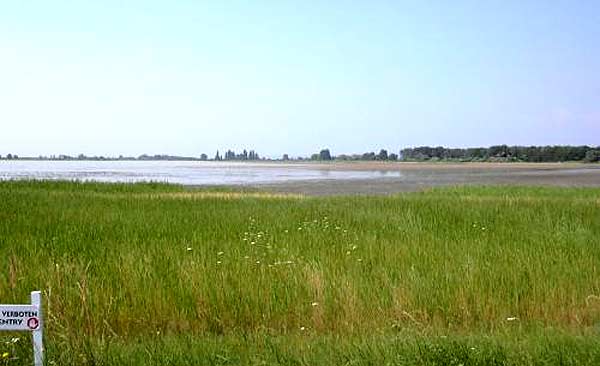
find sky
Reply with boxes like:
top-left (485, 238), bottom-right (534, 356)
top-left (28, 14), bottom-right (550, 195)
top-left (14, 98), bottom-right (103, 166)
top-left (1, 1), bottom-right (599, 158)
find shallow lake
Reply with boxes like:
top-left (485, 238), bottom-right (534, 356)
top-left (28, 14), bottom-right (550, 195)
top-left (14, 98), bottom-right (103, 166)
top-left (0, 160), bottom-right (402, 185)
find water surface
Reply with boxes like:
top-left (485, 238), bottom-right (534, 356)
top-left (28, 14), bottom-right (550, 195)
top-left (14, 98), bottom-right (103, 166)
top-left (0, 160), bottom-right (401, 185)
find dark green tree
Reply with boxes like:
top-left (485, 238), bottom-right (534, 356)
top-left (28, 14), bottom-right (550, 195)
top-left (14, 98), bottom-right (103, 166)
top-left (377, 149), bottom-right (388, 160)
top-left (319, 149), bottom-right (332, 160)
top-left (584, 150), bottom-right (600, 163)
top-left (362, 152), bottom-right (376, 160)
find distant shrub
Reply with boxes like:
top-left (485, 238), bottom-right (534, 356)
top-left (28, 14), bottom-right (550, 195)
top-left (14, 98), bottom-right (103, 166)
top-left (584, 150), bottom-right (600, 163)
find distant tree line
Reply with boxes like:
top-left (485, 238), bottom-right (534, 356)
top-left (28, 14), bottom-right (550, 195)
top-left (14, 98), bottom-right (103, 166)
top-left (18, 154), bottom-right (199, 161)
top-left (400, 145), bottom-right (600, 163)
top-left (214, 149), bottom-right (261, 161)
top-left (0, 153), bottom-right (19, 160)
top-left (137, 154), bottom-right (200, 161)
top-left (4, 145), bottom-right (599, 163)
top-left (2, 150), bottom-right (263, 162)
top-left (306, 148), bottom-right (396, 161)
top-left (305, 148), bottom-right (398, 161)
top-left (298, 145), bottom-right (600, 163)
top-left (335, 149), bottom-right (398, 161)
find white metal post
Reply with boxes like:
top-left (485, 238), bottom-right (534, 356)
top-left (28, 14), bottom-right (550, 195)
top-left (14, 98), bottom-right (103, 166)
top-left (30, 291), bottom-right (44, 366)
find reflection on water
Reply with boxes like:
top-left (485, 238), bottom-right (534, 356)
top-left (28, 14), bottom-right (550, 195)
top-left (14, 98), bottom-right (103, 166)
top-left (377, 170), bottom-right (400, 177)
top-left (0, 161), bottom-right (402, 185)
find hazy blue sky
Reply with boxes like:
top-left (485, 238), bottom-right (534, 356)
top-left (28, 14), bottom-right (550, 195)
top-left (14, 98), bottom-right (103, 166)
top-left (1, 1), bottom-right (598, 157)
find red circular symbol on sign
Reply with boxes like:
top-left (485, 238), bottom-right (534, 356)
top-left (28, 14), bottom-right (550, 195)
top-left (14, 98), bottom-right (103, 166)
top-left (27, 317), bottom-right (39, 330)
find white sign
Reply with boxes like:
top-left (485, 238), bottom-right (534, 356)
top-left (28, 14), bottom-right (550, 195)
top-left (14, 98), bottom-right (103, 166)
top-left (0, 291), bottom-right (44, 366)
top-left (0, 305), bottom-right (41, 330)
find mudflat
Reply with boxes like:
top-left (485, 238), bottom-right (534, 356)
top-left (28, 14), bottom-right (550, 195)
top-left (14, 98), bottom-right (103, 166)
top-left (254, 162), bottom-right (600, 195)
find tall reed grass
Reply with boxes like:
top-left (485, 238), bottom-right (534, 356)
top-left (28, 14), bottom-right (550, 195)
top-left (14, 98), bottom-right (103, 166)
top-left (1, 181), bottom-right (599, 364)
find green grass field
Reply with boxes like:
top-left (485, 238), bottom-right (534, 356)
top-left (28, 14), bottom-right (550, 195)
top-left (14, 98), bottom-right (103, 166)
top-left (1, 180), bottom-right (600, 365)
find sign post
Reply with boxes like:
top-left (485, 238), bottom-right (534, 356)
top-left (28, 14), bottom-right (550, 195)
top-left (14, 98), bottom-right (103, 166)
top-left (0, 291), bottom-right (44, 366)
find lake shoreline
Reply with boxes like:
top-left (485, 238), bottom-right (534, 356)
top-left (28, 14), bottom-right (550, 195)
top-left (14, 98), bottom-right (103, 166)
top-left (246, 162), bottom-right (600, 195)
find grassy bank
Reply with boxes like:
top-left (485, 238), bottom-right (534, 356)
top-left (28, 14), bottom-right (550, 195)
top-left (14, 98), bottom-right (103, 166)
top-left (1, 181), bottom-right (600, 364)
